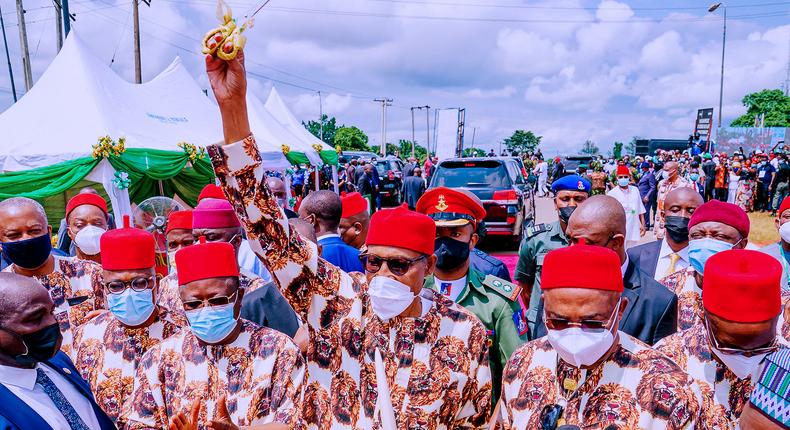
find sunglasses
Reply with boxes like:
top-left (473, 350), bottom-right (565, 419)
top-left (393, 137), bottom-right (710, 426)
top-left (358, 254), bottom-right (427, 276)
top-left (182, 291), bottom-right (238, 311)
top-left (544, 299), bottom-right (620, 331)
top-left (705, 318), bottom-right (778, 357)
top-left (104, 277), bottom-right (154, 295)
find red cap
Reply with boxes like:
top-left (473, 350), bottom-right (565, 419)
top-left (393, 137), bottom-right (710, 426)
top-left (66, 194), bottom-right (108, 219)
top-left (415, 187), bottom-right (487, 226)
top-left (192, 199), bottom-right (240, 229)
top-left (541, 245), bottom-right (624, 292)
top-left (198, 184), bottom-right (226, 202)
top-left (176, 237), bottom-right (239, 285)
top-left (341, 192), bottom-right (368, 218)
top-left (166, 210), bottom-right (193, 233)
top-left (616, 166), bottom-right (631, 177)
top-left (703, 250), bottom-right (782, 322)
top-left (366, 204), bottom-right (436, 255)
top-left (688, 200), bottom-right (750, 238)
top-left (779, 197), bottom-right (790, 217)
top-left (100, 215), bottom-right (155, 270)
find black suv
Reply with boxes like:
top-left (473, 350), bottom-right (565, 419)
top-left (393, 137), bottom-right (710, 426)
top-left (375, 159), bottom-right (405, 206)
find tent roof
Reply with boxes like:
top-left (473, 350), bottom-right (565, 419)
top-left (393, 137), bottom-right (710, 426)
top-left (265, 87), bottom-right (335, 154)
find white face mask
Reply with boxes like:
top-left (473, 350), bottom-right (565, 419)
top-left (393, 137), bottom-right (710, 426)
top-left (546, 299), bottom-right (620, 368)
top-left (73, 225), bottom-right (106, 256)
top-left (711, 347), bottom-right (768, 380)
top-left (779, 221), bottom-right (790, 244)
top-left (367, 276), bottom-right (417, 321)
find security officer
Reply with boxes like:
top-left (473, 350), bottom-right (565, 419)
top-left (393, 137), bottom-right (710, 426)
top-left (416, 187), bottom-right (526, 404)
top-left (514, 174), bottom-right (591, 338)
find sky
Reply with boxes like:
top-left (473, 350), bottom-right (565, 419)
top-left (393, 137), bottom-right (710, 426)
top-left (0, 0), bottom-right (788, 156)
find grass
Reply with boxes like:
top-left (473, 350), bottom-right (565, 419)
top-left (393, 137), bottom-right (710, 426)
top-left (749, 211), bottom-right (779, 248)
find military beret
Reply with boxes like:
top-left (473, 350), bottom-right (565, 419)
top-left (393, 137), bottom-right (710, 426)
top-left (551, 174), bottom-right (591, 194)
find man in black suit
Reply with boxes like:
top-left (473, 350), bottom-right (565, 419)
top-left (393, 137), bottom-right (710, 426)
top-left (532, 195), bottom-right (678, 345)
top-left (628, 187), bottom-right (703, 285)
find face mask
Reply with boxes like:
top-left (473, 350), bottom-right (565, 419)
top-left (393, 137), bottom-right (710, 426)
top-left (689, 173), bottom-right (700, 182)
top-left (107, 288), bottom-right (156, 327)
top-left (780, 222), bottom-right (790, 244)
top-left (185, 302), bottom-right (239, 344)
top-left (0, 323), bottom-right (62, 366)
top-left (1, 233), bottom-right (52, 269)
top-left (558, 206), bottom-right (576, 224)
top-left (617, 178), bottom-right (629, 187)
top-left (168, 250), bottom-right (178, 271)
top-left (711, 347), bottom-right (768, 379)
top-left (434, 237), bottom-right (471, 271)
top-left (73, 225), bottom-right (105, 256)
top-left (367, 276), bottom-right (416, 321)
top-left (548, 327), bottom-right (615, 368)
top-left (688, 237), bottom-right (737, 274)
top-left (664, 216), bottom-right (690, 243)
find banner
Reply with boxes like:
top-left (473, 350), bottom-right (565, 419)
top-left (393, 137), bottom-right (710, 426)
top-left (715, 127), bottom-right (787, 154)
top-left (435, 108), bottom-right (461, 161)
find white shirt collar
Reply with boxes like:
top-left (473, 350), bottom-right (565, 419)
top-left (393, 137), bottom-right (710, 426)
top-left (621, 254), bottom-right (629, 277)
top-left (0, 363), bottom-right (38, 390)
top-left (659, 238), bottom-right (689, 262)
top-left (316, 233), bottom-right (341, 240)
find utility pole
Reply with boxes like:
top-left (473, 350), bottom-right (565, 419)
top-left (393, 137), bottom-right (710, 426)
top-left (132, 0), bottom-right (142, 83)
top-left (708, 3), bottom-right (726, 131)
top-left (15, 0), bottom-right (32, 91)
top-left (424, 106), bottom-right (430, 157)
top-left (471, 127), bottom-right (477, 148)
top-left (53, 0), bottom-right (62, 51)
top-left (410, 107), bottom-right (416, 158)
top-left (62, 0), bottom-right (70, 35)
top-left (374, 98), bottom-right (392, 156)
top-left (318, 90), bottom-right (324, 142)
top-left (0, 3), bottom-right (17, 102)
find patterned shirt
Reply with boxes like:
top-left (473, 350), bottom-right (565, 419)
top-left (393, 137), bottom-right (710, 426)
top-left (70, 307), bottom-right (182, 425)
top-left (654, 177), bottom-right (693, 239)
top-left (655, 324), bottom-right (755, 429)
top-left (660, 266), bottom-right (703, 331)
top-left (500, 333), bottom-right (704, 429)
top-left (207, 136), bottom-right (493, 429)
top-left (3, 254), bottom-right (104, 355)
top-left (124, 319), bottom-right (305, 429)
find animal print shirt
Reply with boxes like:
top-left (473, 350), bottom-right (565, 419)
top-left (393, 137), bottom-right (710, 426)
top-left (123, 319), bottom-right (305, 430)
top-left (655, 324), bottom-right (757, 428)
top-left (3, 254), bottom-right (104, 356)
top-left (500, 332), bottom-right (705, 429)
top-left (70, 307), bottom-right (182, 425)
top-left (659, 266), bottom-right (703, 331)
top-left (207, 136), bottom-right (493, 429)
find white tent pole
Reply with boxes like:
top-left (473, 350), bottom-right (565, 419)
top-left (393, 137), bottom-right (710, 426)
top-left (84, 159), bottom-right (133, 224)
top-left (314, 167), bottom-right (320, 191)
top-left (332, 165), bottom-right (339, 193)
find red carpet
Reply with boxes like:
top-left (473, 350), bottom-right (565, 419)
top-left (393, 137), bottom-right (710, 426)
top-left (495, 253), bottom-right (519, 281)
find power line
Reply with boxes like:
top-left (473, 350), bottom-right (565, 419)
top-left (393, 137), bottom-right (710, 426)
top-left (364, 0), bottom-right (790, 11)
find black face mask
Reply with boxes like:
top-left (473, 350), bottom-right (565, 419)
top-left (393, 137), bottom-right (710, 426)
top-left (1, 322), bottom-right (62, 367)
top-left (664, 216), bottom-right (690, 243)
top-left (434, 237), bottom-right (471, 271)
top-left (1, 233), bottom-right (52, 269)
top-left (558, 206), bottom-right (576, 224)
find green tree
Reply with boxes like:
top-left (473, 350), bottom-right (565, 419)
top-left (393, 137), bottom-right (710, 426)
top-left (395, 139), bottom-right (428, 160)
top-left (581, 140), bottom-right (600, 156)
top-left (502, 130), bottom-right (542, 154)
top-left (611, 141), bottom-right (624, 159)
top-left (303, 115), bottom-right (338, 144)
top-left (624, 136), bottom-right (640, 157)
top-left (334, 126), bottom-right (370, 151)
top-left (730, 89), bottom-right (790, 127)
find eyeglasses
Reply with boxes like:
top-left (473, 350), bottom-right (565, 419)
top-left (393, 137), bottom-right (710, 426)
top-left (544, 299), bottom-right (620, 332)
top-left (182, 291), bottom-right (238, 311)
top-left (540, 404), bottom-right (565, 430)
top-left (104, 277), bottom-right (154, 295)
top-left (705, 318), bottom-right (778, 357)
top-left (358, 254), bottom-right (427, 276)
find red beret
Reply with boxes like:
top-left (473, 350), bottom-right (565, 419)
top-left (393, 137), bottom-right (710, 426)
top-left (198, 184), bottom-right (226, 202)
top-left (366, 204), bottom-right (435, 255)
top-left (100, 215), bottom-right (155, 270)
top-left (616, 166), bottom-right (631, 177)
top-left (688, 200), bottom-right (750, 238)
top-left (175, 237), bottom-right (239, 285)
top-left (703, 250), bottom-right (782, 322)
top-left (779, 197), bottom-right (790, 217)
top-left (341, 192), bottom-right (369, 219)
top-left (166, 210), bottom-right (193, 233)
top-left (415, 187), bottom-right (487, 226)
top-left (66, 194), bottom-right (108, 219)
top-left (192, 199), bottom-right (240, 229)
top-left (542, 245), bottom-right (624, 292)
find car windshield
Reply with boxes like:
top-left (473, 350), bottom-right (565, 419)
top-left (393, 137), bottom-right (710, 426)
top-left (375, 161), bottom-right (400, 175)
top-left (432, 161), bottom-right (510, 188)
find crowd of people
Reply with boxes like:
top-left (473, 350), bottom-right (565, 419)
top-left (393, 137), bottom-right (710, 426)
top-left (1, 51), bottom-right (790, 430)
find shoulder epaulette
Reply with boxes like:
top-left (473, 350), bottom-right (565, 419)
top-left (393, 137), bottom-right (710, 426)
top-left (525, 223), bottom-right (548, 238)
top-left (482, 274), bottom-right (521, 302)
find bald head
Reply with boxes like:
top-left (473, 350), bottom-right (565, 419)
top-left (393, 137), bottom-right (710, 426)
top-left (665, 187), bottom-right (703, 209)
top-left (0, 197), bottom-right (51, 245)
top-left (0, 197), bottom-right (47, 225)
top-left (288, 218), bottom-right (318, 244)
top-left (566, 196), bottom-right (627, 262)
top-left (298, 190), bottom-right (342, 234)
top-left (0, 273), bottom-right (51, 325)
top-left (265, 177), bottom-right (287, 200)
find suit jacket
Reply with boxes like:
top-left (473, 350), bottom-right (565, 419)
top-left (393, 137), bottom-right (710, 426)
top-left (626, 239), bottom-right (663, 280)
top-left (319, 236), bottom-right (365, 273)
top-left (637, 171), bottom-right (657, 202)
top-left (241, 282), bottom-right (300, 338)
top-left (356, 174), bottom-right (374, 196)
top-left (0, 352), bottom-right (116, 430)
top-left (532, 259), bottom-right (678, 345)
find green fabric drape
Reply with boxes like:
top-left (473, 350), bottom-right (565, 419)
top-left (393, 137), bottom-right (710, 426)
top-left (0, 157), bottom-right (100, 199)
top-left (319, 150), bottom-right (338, 166)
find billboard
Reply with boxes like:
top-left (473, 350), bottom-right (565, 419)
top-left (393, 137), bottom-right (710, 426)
top-left (434, 108), bottom-right (464, 161)
top-left (715, 127), bottom-right (787, 154)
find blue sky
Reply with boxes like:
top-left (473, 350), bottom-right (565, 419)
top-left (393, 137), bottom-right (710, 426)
top-left (0, 0), bottom-right (788, 156)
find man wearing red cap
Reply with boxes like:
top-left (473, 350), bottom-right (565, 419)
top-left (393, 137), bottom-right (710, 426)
top-left (156, 210), bottom-right (194, 326)
top-left (760, 196), bottom-right (790, 290)
top-left (608, 165), bottom-right (646, 249)
top-left (338, 191), bottom-right (370, 250)
top-left (417, 187), bottom-right (527, 404)
top-left (70, 216), bottom-right (182, 426)
top-left (656, 249), bottom-right (785, 428)
top-left (202, 52), bottom-right (492, 428)
top-left (498, 244), bottom-right (703, 429)
top-left (124, 238), bottom-right (305, 429)
top-left (0, 197), bottom-right (104, 356)
top-left (662, 199), bottom-right (749, 330)
top-left (64, 193), bottom-right (110, 264)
